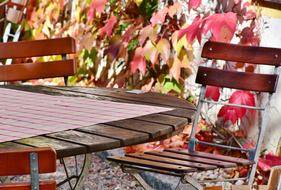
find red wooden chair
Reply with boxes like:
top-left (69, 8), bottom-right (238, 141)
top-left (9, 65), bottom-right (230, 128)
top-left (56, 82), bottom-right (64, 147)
top-left (108, 41), bottom-right (281, 189)
top-left (0, 37), bottom-right (77, 85)
top-left (0, 147), bottom-right (56, 190)
top-left (0, 37), bottom-right (76, 189)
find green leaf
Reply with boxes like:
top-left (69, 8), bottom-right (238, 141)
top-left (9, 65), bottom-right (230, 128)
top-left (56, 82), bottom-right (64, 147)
top-left (116, 23), bottom-right (130, 34)
top-left (128, 39), bottom-right (139, 52)
top-left (163, 77), bottom-right (182, 93)
top-left (139, 0), bottom-right (158, 20)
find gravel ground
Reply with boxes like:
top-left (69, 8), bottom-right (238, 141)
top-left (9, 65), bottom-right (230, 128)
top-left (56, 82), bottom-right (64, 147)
top-left (57, 153), bottom-right (144, 190)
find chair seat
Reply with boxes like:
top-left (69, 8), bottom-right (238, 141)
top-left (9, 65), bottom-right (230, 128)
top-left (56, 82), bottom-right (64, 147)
top-left (108, 148), bottom-right (254, 176)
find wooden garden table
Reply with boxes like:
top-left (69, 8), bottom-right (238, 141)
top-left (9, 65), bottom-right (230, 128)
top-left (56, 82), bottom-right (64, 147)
top-left (0, 85), bottom-right (196, 189)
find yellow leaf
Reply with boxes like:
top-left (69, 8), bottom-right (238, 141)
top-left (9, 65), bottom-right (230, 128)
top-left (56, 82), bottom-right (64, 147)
top-left (134, 0), bottom-right (143, 6)
top-left (156, 38), bottom-right (170, 62)
top-left (143, 40), bottom-right (158, 64)
top-left (76, 7), bottom-right (81, 21)
top-left (170, 57), bottom-right (181, 82)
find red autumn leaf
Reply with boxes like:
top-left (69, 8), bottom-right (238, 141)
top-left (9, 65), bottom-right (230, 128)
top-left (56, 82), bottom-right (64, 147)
top-left (99, 15), bottom-right (117, 37)
top-left (87, 0), bottom-right (108, 21)
top-left (122, 25), bottom-right (135, 46)
top-left (139, 25), bottom-right (158, 46)
top-left (258, 154), bottom-right (281, 172)
top-left (229, 90), bottom-right (256, 117)
top-left (242, 140), bottom-right (255, 149)
top-left (150, 7), bottom-right (168, 26)
top-left (188, 0), bottom-right (201, 11)
top-left (205, 86), bottom-right (220, 101)
top-left (178, 16), bottom-right (202, 43)
top-left (258, 158), bottom-right (272, 172)
top-left (130, 47), bottom-right (146, 75)
top-left (239, 167), bottom-right (248, 177)
top-left (218, 90), bottom-right (256, 124)
top-left (218, 106), bottom-right (238, 124)
top-left (203, 12), bottom-right (237, 42)
top-left (240, 27), bottom-right (259, 46)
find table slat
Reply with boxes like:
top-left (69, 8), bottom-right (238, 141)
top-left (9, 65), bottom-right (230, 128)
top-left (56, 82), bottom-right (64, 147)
top-left (47, 130), bottom-right (120, 152)
top-left (15, 136), bottom-right (87, 158)
top-left (105, 119), bottom-right (173, 138)
top-left (76, 124), bottom-right (149, 146)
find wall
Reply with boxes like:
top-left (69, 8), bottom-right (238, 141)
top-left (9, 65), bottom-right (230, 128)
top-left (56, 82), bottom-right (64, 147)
top-left (259, 7), bottom-right (281, 153)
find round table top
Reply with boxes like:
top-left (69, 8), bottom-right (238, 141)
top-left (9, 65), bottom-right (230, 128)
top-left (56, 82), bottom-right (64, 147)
top-left (0, 85), bottom-right (195, 159)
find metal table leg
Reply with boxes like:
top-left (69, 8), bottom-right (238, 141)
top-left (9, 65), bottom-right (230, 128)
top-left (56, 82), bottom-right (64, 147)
top-left (58, 153), bottom-right (92, 190)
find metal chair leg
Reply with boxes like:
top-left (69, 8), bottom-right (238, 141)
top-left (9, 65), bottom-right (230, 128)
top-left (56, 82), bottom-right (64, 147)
top-left (131, 172), bottom-right (153, 190)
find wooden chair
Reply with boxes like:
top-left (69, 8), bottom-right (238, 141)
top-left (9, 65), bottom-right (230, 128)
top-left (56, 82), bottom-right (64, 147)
top-left (108, 41), bottom-right (281, 189)
top-left (0, 147), bottom-right (57, 190)
top-left (0, 37), bottom-right (77, 85)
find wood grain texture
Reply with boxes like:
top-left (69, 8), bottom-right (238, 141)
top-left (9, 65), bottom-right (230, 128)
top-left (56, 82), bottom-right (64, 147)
top-left (47, 130), bottom-right (121, 152)
top-left (0, 60), bottom-right (77, 81)
top-left (167, 148), bottom-right (254, 166)
top-left (76, 124), bottom-right (149, 146)
top-left (0, 37), bottom-right (76, 59)
top-left (16, 136), bottom-right (87, 159)
top-left (0, 181), bottom-right (56, 190)
top-left (146, 151), bottom-right (236, 168)
top-left (202, 41), bottom-right (281, 66)
top-left (127, 153), bottom-right (217, 170)
top-left (196, 66), bottom-right (278, 93)
top-left (107, 156), bottom-right (197, 173)
top-left (106, 119), bottom-right (173, 138)
top-left (256, 0), bottom-right (281, 9)
top-left (0, 147), bottom-right (56, 176)
top-left (134, 114), bottom-right (188, 130)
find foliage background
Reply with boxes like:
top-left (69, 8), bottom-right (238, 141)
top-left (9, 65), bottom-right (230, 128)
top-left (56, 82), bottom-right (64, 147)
top-left (22, 0), bottom-right (263, 151)
top-left (25, 0), bottom-right (259, 93)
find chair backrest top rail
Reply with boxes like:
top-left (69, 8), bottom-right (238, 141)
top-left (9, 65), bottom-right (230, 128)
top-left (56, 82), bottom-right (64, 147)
top-left (0, 37), bottom-right (76, 59)
top-left (202, 41), bottom-right (281, 66)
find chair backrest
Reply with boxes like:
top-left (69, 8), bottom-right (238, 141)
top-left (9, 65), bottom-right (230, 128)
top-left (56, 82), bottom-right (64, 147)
top-left (189, 41), bottom-right (281, 186)
top-left (0, 37), bottom-right (77, 82)
top-left (0, 147), bottom-right (56, 190)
